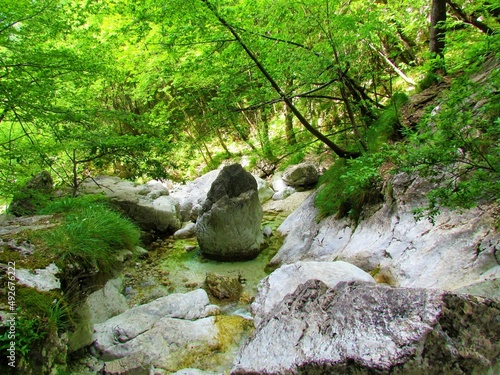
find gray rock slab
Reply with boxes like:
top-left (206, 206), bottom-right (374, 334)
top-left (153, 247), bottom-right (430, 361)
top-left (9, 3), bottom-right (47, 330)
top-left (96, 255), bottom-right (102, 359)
top-left (232, 280), bottom-right (500, 374)
top-left (271, 174), bottom-right (500, 300)
top-left (87, 278), bottom-right (128, 325)
top-left (80, 176), bottom-right (181, 233)
top-left (15, 263), bottom-right (60, 291)
top-left (172, 369), bottom-right (216, 375)
top-left (170, 170), bottom-right (220, 222)
top-left (93, 289), bottom-right (220, 360)
top-left (251, 261), bottom-right (375, 327)
top-left (101, 316), bottom-right (219, 372)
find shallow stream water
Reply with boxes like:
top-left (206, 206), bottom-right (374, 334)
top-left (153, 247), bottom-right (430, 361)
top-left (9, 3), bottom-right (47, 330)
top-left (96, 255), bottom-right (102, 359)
top-left (113, 211), bottom-right (288, 373)
top-left (123, 211), bottom-right (287, 316)
top-left (69, 192), bottom-right (312, 374)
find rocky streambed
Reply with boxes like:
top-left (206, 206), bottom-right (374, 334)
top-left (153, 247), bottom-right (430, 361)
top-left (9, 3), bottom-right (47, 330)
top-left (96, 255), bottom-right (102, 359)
top-left (3, 162), bottom-right (500, 375)
top-left (65, 175), bottom-right (303, 375)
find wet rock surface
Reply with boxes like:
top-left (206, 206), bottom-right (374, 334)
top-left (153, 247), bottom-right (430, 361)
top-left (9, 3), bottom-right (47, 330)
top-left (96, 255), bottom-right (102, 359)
top-left (205, 272), bottom-right (243, 301)
top-left (92, 289), bottom-right (226, 373)
top-left (233, 280), bottom-right (500, 375)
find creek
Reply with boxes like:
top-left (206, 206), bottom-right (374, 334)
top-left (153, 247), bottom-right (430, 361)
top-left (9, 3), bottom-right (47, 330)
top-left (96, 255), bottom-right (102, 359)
top-left (104, 211), bottom-right (289, 373)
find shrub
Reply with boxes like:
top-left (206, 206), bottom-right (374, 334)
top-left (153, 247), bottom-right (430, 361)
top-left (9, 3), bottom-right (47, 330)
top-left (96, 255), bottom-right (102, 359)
top-left (38, 194), bottom-right (108, 215)
top-left (399, 75), bottom-right (500, 222)
top-left (315, 153), bottom-right (385, 223)
top-left (0, 313), bottom-right (46, 360)
top-left (368, 92), bottom-right (409, 144)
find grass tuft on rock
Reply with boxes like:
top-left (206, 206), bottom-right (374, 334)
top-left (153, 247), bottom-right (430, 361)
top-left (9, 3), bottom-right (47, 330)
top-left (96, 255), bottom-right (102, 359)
top-left (39, 196), bottom-right (141, 273)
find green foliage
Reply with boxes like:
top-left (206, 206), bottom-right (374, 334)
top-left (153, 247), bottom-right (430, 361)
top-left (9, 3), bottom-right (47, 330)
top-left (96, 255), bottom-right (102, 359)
top-left (16, 288), bottom-right (58, 318)
top-left (0, 287), bottom-right (69, 366)
top-left (40, 197), bottom-right (141, 272)
top-left (47, 299), bottom-right (72, 332)
top-left (0, 294), bottom-right (72, 373)
top-left (281, 150), bottom-right (306, 171)
top-left (369, 92), bottom-right (410, 146)
top-left (202, 151), bottom-right (233, 174)
top-left (7, 189), bottom-right (52, 217)
top-left (315, 153), bottom-right (385, 222)
top-left (417, 72), bottom-right (441, 92)
top-left (0, 313), bottom-right (46, 359)
top-left (399, 73), bottom-right (500, 222)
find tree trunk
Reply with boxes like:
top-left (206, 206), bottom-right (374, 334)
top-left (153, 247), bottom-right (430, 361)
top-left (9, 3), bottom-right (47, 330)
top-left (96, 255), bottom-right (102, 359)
top-left (284, 77), bottom-right (297, 146)
top-left (430, 0), bottom-right (447, 74)
top-left (446, 0), bottom-right (496, 35)
top-left (216, 127), bottom-right (231, 156)
top-left (259, 110), bottom-right (274, 159)
top-left (284, 103), bottom-right (297, 146)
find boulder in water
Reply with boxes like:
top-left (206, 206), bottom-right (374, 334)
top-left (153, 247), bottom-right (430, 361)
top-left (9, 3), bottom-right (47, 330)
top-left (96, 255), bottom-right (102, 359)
top-left (205, 272), bottom-right (242, 301)
top-left (195, 164), bottom-right (263, 261)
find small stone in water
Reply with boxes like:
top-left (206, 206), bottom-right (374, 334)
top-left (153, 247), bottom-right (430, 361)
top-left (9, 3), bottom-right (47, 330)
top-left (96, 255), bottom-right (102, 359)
top-left (185, 245), bottom-right (197, 252)
top-left (262, 226), bottom-right (273, 238)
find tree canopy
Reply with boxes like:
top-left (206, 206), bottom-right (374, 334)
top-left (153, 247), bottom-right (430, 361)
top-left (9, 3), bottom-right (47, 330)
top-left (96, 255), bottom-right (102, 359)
top-left (1, 0), bottom-right (499, 215)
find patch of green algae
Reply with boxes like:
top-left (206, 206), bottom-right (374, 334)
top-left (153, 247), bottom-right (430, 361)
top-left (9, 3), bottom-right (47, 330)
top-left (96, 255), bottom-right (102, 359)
top-left (215, 315), bottom-right (254, 351)
top-left (171, 315), bottom-right (254, 374)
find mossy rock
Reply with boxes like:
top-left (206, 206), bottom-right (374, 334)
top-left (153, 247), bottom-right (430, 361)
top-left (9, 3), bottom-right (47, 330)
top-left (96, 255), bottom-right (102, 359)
top-left (9, 171), bottom-right (53, 217)
top-left (205, 273), bottom-right (242, 301)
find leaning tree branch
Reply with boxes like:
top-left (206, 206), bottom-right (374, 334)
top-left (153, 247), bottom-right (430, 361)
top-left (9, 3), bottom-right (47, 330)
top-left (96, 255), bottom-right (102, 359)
top-left (368, 44), bottom-right (416, 86)
top-left (232, 25), bottom-right (322, 57)
top-left (200, 0), bottom-right (361, 158)
top-left (446, 0), bottom-right (497, 35)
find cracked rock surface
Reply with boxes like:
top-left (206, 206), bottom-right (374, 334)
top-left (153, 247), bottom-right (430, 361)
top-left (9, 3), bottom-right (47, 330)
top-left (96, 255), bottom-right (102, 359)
top-left (232, 280), bottom-right (500, 375)
top-left (92, 289), bottom-right (220, 371)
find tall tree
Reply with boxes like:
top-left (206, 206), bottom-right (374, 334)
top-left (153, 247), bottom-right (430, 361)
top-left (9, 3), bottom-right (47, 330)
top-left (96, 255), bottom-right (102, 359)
top-left (430, 0), bottom-right (447, 73)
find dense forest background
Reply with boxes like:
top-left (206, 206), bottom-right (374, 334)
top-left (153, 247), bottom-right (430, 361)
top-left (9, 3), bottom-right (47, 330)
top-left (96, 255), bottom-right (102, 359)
top-left (1, 0), bottom-right (499, 219)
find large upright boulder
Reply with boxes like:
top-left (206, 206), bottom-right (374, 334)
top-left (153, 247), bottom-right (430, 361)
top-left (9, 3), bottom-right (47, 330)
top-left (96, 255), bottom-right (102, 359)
top-left (195, 164), bottom-right (264, 260)
top-left (232, 280), bottom-right (500, 375)
top-left (171, 170), bottom-right (274, 222)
